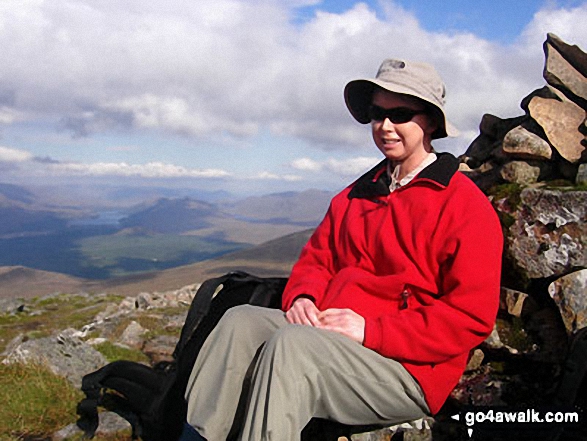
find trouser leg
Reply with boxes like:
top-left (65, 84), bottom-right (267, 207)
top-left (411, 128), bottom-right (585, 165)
top-left (238, 324), bottom-right (430, 441)
top-left (184, 305), bottom-right (288, 440)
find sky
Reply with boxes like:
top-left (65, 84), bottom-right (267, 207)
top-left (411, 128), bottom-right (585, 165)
top-left (1, 0), bottom-right (587, 196)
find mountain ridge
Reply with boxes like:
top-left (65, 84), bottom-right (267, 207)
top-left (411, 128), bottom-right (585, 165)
top-left (0, 228), bottom-right (314, 299)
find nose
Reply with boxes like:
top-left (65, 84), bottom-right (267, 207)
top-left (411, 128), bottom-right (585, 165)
top-left (381, 117), bottom-right (395, 131)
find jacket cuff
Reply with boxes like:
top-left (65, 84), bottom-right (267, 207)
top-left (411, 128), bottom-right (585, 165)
top-left (283, 294), bottom-right (316, 311)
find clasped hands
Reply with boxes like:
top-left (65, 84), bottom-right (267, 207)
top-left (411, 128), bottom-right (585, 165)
top-left (285, 297), bottom-right (365, 343)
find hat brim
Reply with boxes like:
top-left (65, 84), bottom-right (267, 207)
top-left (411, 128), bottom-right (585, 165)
top-left (344, 79), bottom-right (459, 139)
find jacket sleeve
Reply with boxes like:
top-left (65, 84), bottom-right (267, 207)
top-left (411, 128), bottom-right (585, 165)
top-left (281, 200), bottom-right (337, 311)
top-left (363, 192), bottom-right (503, 364)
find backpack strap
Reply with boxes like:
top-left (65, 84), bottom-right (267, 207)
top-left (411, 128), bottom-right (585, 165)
top-left (77, 360), bottom-right (169, 439)
top-left (174, 271), bottom-right (261, 358)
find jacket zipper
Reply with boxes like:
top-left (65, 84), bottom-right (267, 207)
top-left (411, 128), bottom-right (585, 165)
top-left (400, 286), bottom-right (411, 310)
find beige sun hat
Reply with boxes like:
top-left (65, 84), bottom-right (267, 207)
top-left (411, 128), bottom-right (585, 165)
top-left (344, 58), bottom-right (458, 139)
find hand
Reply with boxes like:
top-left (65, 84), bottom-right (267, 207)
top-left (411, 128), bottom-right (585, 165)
top-left (285, 297), bottom-right (321, 327)
top-left (317, 308), bottom-right (365, 343)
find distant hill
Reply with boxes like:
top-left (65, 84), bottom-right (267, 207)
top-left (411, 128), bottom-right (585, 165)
top-left (0, 182), bottom-right (330, 281)
top-left (120, 197), bottom-right (225, 233)
top-left (0, 183), bottom-right (84, 237)
top-left (0, 266), bottom-right (85, 299)
top-left (227, 189), bottom-right (333, 225)
top-left (0, 229), bottom-right (315, 299)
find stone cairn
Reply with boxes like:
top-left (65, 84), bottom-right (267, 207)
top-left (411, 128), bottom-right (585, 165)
top-left (2, 33), bottom-right (587, 441)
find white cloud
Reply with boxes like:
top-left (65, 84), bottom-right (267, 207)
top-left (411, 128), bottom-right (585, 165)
top-left (251, 171), bottom-right (302, 181)
top-left (0, 146), bottom-right (34, 162)
top-left (1, 0), bottom-right (587, 158)
top-left (0, 146), bottom-right (231, 179)
top-left (291, 155), bottom-right (380, 176)
top-left (47, 162), bottom-right (232, 179)
top-left (291, 157), bottom-right (323, 171)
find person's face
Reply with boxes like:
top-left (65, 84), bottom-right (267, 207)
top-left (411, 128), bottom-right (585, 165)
top-left (370, 89), bottom-right (436, 165)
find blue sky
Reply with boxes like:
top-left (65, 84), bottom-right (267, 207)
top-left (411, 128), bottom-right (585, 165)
top-left (1, 0), bottom-right (587, 196)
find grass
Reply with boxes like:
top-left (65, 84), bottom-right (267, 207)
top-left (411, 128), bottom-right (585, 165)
top-left (94, 341), bottom-right (150, 363)
top-left (0, 292), bottom-right (186, 440)
top-left (0, 362), bottom-right (83, 440)
top-left (0, 293), bottom-right (123, 354)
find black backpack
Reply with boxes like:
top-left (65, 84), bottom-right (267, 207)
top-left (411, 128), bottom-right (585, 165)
top-left (76, 271), bottom-right (360, 441)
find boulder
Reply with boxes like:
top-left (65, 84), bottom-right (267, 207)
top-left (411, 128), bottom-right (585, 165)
top-left (53, 411), bottom-right (131, 440)
top-left (543, 33), bottom-right (587, 108)
top-left (499, 160), bottom-right (545, 185)
top-left (143, 334), bottom-right (178, 364)
top-left (2, 329), bottom-right (107, 388)
top-left (524, 88), bottom-right (586, 163)
top-left (502, 125), bottom-right (552, 160)
top-left (119, 320), bottom-right (148, 349)
top-left (548, 269), bottom-right (587, 334)
top-left (501, 187), bottom-right (587, 280)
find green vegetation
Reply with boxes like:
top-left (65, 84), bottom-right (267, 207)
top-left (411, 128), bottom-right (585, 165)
top-left (0, 362), bottom-right (133, 440)
top-left (0, 292), bottom-right (187, 440)
top-left (487, 183), bottom-right (523, 209)
top-left (78, 233), bottom-right (245, 278)
top-left (0, 294), bottom-right (123, 354)
top-left (0, 362), bottom-right (83, 440)
top-left (95, 341), bottom-right (150, 363)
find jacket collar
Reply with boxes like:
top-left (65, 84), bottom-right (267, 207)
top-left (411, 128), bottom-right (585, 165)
top-left (348, 152), bottom-right (459, 199)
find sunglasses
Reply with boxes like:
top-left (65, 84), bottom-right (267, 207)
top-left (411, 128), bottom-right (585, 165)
top-left (367, 105), bottom-right (426, 124)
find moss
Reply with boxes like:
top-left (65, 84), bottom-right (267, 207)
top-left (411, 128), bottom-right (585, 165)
top-left (487, 183), bottom-right (523, 209)
top-left (541, 179), bottom-right (587, 192)
top-left (94, 341), bottom-right (149, 363)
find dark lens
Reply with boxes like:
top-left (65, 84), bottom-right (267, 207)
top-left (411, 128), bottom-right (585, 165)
top-left (368, 106), bottom-right (422, 123)
top-left (368, 105), bottom-right (385, 121)
top-left (389, 108), bottom-right (417, 124)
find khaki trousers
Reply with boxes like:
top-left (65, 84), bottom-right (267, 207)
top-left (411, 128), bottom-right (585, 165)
top-left (184, 305), bottom-right (429, 441)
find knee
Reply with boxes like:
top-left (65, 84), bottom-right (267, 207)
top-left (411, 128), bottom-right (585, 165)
top-left (216, 304), bottom-right (259, 332)
top-left (267, 324), bottom-right (316, 354)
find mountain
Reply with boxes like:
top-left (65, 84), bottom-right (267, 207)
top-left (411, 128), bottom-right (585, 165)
top-left (0, 266), bottom-right (85, 299)
top-left (0, 183), bottom-right (85, 237)
top-left (0, 229), bottom-right (314, 299)
top-left (120, 197), bottom-right (225, 233)
top-left (227, 189), bottom-right (333, 225)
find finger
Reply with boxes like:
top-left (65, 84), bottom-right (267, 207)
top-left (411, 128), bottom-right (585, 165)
top-left (303, 304), bottom-right (321, 327)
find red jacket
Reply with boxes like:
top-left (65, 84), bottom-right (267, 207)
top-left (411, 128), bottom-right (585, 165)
top-left (282, 153), bottom-right (503, 414)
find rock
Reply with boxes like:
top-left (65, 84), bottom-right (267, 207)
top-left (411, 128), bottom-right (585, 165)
top-left (548, 269), bottom-right (587, 334)
top-left (451, 366), bottom-right (506, 407)
top-left (577, 163), bottom-right (587, 185)
top-left (143, 334), bottom-right (178, 364)
top-left (119, 320), bottom-right (148, 349)
top-left (136, 292), bottom-right (153, 309)
top-left (2, 329), bottom-right (107, 388)
top-left (466, 349), bottom-right (485, 372)
top-left (543, 33), bottom-right (587, 108)
top-left (524, 88), bottom-right (586, 163)
top-left (502, 125), bottom-right (553, 160)
top-left (500, 287), bottom-right (529, 318)
top-left (504, 187), bottom-right (587, 279)
top-left (479, 114), bottom-right (528, 140)
top-left (499, 160), bottom-right (543, 185)
top-left (0, 298), bottom-right (27, 314)
top-left (53, 411), bottom-right (131, 440)
top-left (463, 134), bottom-right (500, 168)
